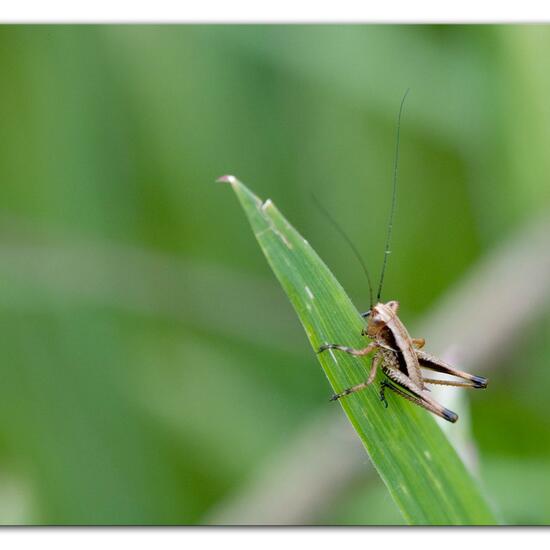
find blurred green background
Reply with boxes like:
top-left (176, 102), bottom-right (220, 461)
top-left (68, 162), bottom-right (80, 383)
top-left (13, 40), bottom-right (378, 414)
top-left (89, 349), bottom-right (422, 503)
top-left (0, 24), bottom-right (549, 525)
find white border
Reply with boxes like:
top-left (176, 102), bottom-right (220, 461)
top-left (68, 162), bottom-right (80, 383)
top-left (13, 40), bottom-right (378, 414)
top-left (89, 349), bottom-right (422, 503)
top-left (0, 528), bottom-right (545, 550)
top-left (1, 0), bottom-right (550, 23)
top-left (0, 3), bottom-right (548, 547)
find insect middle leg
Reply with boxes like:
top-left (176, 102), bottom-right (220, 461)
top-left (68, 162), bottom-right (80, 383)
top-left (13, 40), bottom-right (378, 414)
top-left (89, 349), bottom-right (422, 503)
top-left (330, 353), bottom-right (382, 401)
top-left (411, 338), bottom-right (425, 349)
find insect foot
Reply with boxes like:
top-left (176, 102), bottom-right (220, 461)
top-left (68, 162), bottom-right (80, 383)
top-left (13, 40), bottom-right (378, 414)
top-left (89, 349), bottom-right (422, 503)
top-left (329, 389), bottom-right (352, 401)
top-left (317, 343), bottom-right (358, 355)
top-left (317, 343), bottom-right (338, 353)
top-left (318, 342), bottom-right (378, 357)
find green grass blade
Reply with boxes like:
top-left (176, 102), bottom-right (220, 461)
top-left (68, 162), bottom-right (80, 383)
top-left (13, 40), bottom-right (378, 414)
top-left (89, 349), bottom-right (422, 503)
top-left (220, 175), bottom-right (497, 525)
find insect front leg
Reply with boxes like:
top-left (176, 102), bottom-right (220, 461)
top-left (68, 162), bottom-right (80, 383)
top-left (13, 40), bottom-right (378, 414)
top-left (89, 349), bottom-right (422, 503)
top-left (330, 353), bottom-right (382, 401)
top-left (318, 341), bottom-right (379, 357)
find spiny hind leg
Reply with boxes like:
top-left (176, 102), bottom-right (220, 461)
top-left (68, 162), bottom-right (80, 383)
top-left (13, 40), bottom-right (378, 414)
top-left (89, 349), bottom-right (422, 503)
top-left (380, 379), bottom-right (427, 410)
top-left (318, 341), bottom-right (378, 357)
top-left (422, 378), bottom-right (482, 389)
top-left (330, 354), bottom-right (381, 401)
top-left (416, 350), bottom-right (488, 388)
top-left (379, 379), bottom-right (458, 423)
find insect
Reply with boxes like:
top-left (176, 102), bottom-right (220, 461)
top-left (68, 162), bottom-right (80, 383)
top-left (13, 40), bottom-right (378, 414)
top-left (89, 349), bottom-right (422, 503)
top-left (317, 90), bottom-right (487, 423)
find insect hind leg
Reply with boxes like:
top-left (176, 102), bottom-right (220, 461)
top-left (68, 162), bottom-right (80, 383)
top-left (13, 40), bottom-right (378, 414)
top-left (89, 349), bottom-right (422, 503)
top-left (422, 378), bottom-right (484, 389)
top-left (380, 379), bottom-right (458, 423)
top-left (416, 350), bottom-right (488, 388)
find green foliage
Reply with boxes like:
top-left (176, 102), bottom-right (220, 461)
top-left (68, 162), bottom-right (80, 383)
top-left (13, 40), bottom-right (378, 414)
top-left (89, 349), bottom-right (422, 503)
top-left (224, 175), bottom-right (497, 525)
top-left (0, 25), bottom-right (548, 525)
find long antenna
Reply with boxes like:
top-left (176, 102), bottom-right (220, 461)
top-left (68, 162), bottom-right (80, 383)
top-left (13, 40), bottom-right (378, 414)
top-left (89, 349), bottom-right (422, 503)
top-left (376, 88), bottom-right (410, 302)
top-left (311, 193), bottom-right (374, 309)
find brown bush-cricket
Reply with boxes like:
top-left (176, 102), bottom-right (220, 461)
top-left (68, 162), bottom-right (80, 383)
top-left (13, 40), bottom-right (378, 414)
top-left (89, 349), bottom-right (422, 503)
top-left (317, 90), bottom-right (488, 423)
